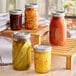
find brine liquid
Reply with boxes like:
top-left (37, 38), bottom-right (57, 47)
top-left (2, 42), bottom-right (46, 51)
top-left (12, 40), bottom-right (31, 70)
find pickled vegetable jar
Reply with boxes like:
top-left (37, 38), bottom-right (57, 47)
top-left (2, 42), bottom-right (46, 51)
top-left (25, 4), bottom-right (39, 30)
top-left (34, 44), bottom-right (52, 73)
top-left (12, 31), bottom-right (31, 70)
top-left (10, 9), bottom-right (22, 30)
top-left (49, 11), bottom-right (67, 45)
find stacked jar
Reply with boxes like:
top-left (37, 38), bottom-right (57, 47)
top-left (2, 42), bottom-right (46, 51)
top-left (25, 4), bottom-right (39, 30)
top-left (10, 9), bottom-right (22, 30)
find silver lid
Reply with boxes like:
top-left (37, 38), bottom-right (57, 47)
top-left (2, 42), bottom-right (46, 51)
top-left (10, 9), bottom-right (22, 15)
top-left (13, 31), bottom-right (31, 39)
top-left (52, 11), bottom-right (65, 17)
top-left (34, 44), bottom-right (52, 52)
top-left (25, 4), bottom-right (38, 8)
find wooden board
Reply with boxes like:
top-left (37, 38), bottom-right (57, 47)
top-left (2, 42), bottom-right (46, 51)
top-left (0, 25), bottom-right (49, 45)
top-left (41, 35), bottom-right (76, 57)
top-left (1, 25), bottom-right (49, 35)
top-left (41, 35), bottom-right (76, 70)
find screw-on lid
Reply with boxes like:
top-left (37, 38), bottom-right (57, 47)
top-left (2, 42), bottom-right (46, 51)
top-left (25, 4), bottom-right (38, 8)
top-left (52, 11), bottom-right (65, 17)
top-left (13, 31), bottom-right (31, 39)
top-left (34, 44), bottom-right (52, 52)
top-left (10, 9), bottom-right (22, 15)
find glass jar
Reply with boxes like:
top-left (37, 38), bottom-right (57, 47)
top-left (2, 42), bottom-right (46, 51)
top-left (25, 4), bottom-right (39, 30)
top-left (12, 31), bottom-right (31, 70)
top-left (10, 10), bottom-right (22, 30)
top-left (49, 11), bottom-right (67, 45)
top-left (34, 44), bottom-right (52, 73)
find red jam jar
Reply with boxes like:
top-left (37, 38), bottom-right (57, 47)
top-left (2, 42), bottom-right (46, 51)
top-left (10, 10), bottom-right (22, 30)
top-left (49, 11), bottom-right (67, 45)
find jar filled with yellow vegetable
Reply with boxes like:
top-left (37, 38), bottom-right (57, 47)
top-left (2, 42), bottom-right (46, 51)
top-left (34, 44), bottom-right (52, 73)
top-left (12, 31), bottom-right (31, 70)
top-left (25, 4), bottom-right (39, 30)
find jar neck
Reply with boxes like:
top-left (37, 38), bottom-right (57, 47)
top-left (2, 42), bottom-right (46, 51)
top-left (13, 38), bottom-right (30, 42)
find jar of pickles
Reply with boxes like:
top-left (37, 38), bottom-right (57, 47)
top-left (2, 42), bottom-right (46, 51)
top-left (25, 4), bottom-right (39, 30)
top-left (34, 44), bottom-right (52, 73)
top-left (12, 31), bottom-right (31, 70)
top-left (10, 9), bottom-right (22, 30)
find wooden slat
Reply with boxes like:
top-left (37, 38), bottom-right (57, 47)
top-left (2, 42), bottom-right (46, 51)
top-left (1, 25), bottom-right (49, 35)
top-left (41, 35), bottom-right (76, 57)
top-left (0, 25), bottom-right (49, 46)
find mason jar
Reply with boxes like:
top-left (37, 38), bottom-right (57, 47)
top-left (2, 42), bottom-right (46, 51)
top-left (34, 44), bottom-right (52, 73)
top-left (25, 4), bottom-right (39, 30)
top-left (10, 9), bottom-right (22, 30)
top-left (12, 31), bottom-right (31, 70)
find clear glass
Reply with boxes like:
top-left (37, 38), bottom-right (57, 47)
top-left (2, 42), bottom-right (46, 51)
top-left (12, 38), bottom-right (31, 70)
top-left (34, 51), bottom-right (51, 73)
top-left (25, 7), bottom-right (39, 29)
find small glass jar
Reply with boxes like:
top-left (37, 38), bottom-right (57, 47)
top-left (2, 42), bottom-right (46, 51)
top-left (34, 44), bottom-right (52, 73)
top-left (12, 31), bottom-right (31, 70)
top-left (10, 9), bottom-right (22, 30)
top-left (25, 4), bottom-right (39, 30)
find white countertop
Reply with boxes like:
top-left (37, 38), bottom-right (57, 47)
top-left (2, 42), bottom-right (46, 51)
top-left (0, 55), bottom-right (76, 76)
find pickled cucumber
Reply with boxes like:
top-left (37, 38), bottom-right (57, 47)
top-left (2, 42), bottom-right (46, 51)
top-left (13, 40), bottom-right (31, 70)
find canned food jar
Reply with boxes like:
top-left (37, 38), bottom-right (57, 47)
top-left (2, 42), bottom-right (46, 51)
top-left (12, 31), bottom-right (31, 70)
top-left (25, 4), bottom-right (39, 30)
top-left (10, 9), bottom-right (22, 30)
top-left (34, 44), bottom-right (52, 73)
top-left (49, 11), bottom-right (67, 45)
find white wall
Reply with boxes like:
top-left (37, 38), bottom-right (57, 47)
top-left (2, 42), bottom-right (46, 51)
top-left (16, 0), bottom-right (26, 12)
top-left (0, 0), bottom-right (6, 13)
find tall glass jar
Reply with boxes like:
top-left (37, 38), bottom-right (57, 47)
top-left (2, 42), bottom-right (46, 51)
top-left (34, 44), bottom-right (52, 73)
top-left (49, 11), bottom-right (67, 45)
top-left (25, 4), bottom-right (39, 30)
top-left (12, 31), bottom-right (31, 70)
top-left (10, 10), bottom-right (22, 30)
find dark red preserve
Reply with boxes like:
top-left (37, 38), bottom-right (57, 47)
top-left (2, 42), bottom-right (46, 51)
top-left (10, 10), bottom-right (22, 30)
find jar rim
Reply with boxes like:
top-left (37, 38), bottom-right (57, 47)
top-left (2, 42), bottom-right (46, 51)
top-left (34, 44), bottom-right (52, 52)
top-left (25, 4), bottom-right (38, 8)
top-left (52, 11), bottom-right (65, 17)
top-left (10, 9), bottom-right (22, 15)
top-left (13, 31), bottom-right (31, 39)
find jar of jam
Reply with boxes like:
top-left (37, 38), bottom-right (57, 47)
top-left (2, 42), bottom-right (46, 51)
top-left (34, 44), bottom-right (52, 73)
top-left (49, 11), bottom-right (67, 45)
top-left (25, 4), bottom-right (39, 30)
top-left (10, 10), bottom-right (22, 30)
top-left (12, 31), bottom-right (31, 70)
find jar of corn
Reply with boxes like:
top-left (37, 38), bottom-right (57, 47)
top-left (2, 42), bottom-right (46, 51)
top-left (25, 4), bottom-right (39, 30)
top-left (34, 44), bottom-right (52, 73)
top-left (12, 31), bottom-right (31, 70)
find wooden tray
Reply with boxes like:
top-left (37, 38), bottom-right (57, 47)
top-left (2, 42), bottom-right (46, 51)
top-left (0, 25), bottom-right (49, 46)
top-left (41, 35), bottom-right (76, 70)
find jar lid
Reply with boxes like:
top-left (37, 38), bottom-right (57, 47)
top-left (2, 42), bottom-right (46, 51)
top-left (34, 44), bottom-right (52, 52)
top-left (25, 4), bottom-right (38, 8)
top-left (13, 31), bottom-right (31, 39)
top-left (10, 9), bottom-right (22, 15)
top-left (52, 11), bottom-right (65, 17)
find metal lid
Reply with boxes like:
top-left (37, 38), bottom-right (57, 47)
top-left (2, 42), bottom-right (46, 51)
top-left (13, 31), bottom-right (31, 39)
top-left (10, 9), bottom-right (22, 15)
top-left (25, 4), bottom-right (38, 8)
top-left (52, 11), bottom-right (65, 17)
top-left (34, 44), bottom-right (52, 52)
